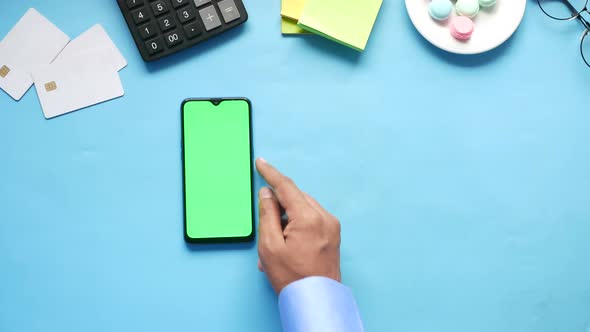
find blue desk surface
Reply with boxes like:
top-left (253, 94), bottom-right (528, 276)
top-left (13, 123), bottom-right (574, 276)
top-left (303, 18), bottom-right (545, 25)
top-left (2, 1), bottom-right (590, 331)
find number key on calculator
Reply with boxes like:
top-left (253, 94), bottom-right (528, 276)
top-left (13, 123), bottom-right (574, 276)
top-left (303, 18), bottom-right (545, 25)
top-left (117, 0), bottom-right (248, 62)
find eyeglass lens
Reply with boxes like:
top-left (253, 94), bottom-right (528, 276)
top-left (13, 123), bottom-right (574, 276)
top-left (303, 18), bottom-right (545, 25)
top-left (582, 30), bottom-right (590, 67)
top-left (538, 0), bottom-right (588, 20)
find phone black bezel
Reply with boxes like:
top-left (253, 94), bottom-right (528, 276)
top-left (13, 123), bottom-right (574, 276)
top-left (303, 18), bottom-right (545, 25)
top-left (181, 98), bottom-right (255, 244)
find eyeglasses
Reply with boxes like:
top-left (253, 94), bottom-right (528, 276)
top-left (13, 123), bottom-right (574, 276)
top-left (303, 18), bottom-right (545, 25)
top-left (537, 0), bottom-right (590, 68)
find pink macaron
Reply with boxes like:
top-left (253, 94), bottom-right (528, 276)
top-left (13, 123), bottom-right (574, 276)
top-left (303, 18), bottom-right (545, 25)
top-left (450, 16), bottom-right (474, 41)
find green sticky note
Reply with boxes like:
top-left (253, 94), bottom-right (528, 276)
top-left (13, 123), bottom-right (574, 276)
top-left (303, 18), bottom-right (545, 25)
top-left (297, 0), bottom-right (383, 51)
top-left (281, 18), bottom-right (310, 35)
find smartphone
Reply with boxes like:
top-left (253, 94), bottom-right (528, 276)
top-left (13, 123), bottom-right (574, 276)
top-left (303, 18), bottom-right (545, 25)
top-left (181, 98), bottom-right (254, 243)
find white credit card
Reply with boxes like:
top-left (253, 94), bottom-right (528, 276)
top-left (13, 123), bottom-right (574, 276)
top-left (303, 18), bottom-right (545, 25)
top-left (32, 51), bottom-right (124, 119)
top-left (0, 8), bottom-right (70, 101)
top-left (53, 24), bottom-right (127, 72)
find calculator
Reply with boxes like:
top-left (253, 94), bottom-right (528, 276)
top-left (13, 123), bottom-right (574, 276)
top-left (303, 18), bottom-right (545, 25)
top-left (116, 0), bottom-right (248, 62)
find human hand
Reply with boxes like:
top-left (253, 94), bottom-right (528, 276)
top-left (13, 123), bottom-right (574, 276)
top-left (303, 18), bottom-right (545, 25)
top-left (255, 158), bottom-right (341, 294)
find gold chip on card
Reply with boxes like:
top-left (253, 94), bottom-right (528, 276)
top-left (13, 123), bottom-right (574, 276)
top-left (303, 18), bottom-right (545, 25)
top-left (0, 65), bottom-right (10, 78)
top-left (45, 81), bottom-right (57, 92)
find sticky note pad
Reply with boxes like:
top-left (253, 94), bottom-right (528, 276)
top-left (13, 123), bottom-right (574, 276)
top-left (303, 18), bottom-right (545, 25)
top-left (281, 18), bottom-right (310, 35)
top-left (281, 0), bottom-right (306, 20)
top-left (297, 0), bottom-right (383, 51)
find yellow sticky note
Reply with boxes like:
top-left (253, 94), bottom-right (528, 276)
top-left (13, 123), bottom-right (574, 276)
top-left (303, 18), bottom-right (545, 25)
top-left (281, 0), bottom-right (306, 21)
top-left (281, 18), bottom-right (310, 35)
top-left (297, 0), bottom-right (383, 51)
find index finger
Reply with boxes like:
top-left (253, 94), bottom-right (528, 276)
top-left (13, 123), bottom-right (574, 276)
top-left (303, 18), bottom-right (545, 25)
top-left (255, 158), bottom-right (309, 212)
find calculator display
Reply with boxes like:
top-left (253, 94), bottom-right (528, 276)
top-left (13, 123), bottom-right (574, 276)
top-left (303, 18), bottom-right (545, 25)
top-left (182, 99), bottom-right (254, 243)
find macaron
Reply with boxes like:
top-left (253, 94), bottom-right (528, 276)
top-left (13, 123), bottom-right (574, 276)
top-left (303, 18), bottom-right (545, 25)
top-left (428, 0), bottom-right (453, 21)
top-left (450, 16), bottom-right (474, 41)
top-left (455, 0), bottom-right (480, 18)
top-left (479, 0), bottom-right (496, 8)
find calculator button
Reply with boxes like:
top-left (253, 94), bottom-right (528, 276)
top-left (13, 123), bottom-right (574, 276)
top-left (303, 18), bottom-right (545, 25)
top-left (127, 0), bottom-right (144, 9)
top-left (151, 1), bottom-right (169, 16)
top-left (183, 22), bottom-right (202, 39)
top-left (171, 0), bottom-right (190, 8)
top-left (177, 7), bottom-right (196, 23)
top-left (194, 0), bottom-right (212, 8)
top-left (217, 0), bottom-right (241, 23)
top-left (139, 22), bottom-right (157, 40)
top-left (199, 6), bottom-right (222, 31)
top-left (164, 31), bottom-right (184, 47)
top-left (158, 15), bottom-right (177, 31)
top-left (145, 37), bottom-right (165, 54)
top-left (132, 8), bottom-right (150, 24)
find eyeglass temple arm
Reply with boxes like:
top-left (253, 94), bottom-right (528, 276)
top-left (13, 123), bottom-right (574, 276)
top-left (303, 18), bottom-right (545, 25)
top-left (561, 0), bottom-right (590, 28)
top-left (561, 0), bottom-right (579, 14)
top-left (578, 11), bottom-right (590, 29)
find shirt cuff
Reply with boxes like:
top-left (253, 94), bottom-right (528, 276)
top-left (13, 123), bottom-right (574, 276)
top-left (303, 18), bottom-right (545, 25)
top-left (278, 276), bottom-right (365, 332)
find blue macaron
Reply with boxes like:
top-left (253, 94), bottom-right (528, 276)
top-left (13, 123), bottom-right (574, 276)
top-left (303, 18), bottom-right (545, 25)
top-left (428, 0), bottom-right (453, 21)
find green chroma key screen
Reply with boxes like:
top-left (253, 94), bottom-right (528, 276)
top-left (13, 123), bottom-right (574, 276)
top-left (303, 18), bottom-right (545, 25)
top-left (182, 99), bottom-right (254, 243)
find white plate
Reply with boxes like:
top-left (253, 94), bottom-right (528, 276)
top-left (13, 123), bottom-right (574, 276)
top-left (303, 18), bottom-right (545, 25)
top-left (405, 0), bottom-right (526, 54)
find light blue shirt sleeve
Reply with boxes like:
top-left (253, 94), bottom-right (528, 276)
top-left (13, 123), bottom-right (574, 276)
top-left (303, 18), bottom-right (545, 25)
top-left (278, 276), bottom-right (365, 332)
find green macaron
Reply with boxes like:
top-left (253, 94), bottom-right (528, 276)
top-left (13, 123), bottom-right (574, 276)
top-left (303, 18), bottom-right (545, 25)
top-left (456, 0), bottom-right (480, 18)
top-left (479, 0), bottom-right (496, 8)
